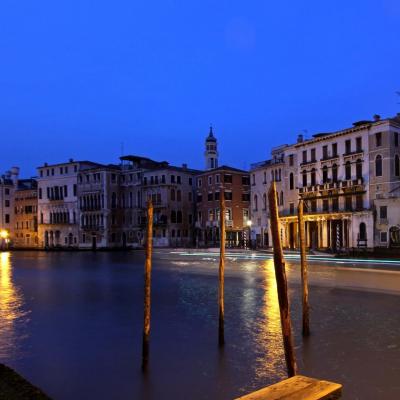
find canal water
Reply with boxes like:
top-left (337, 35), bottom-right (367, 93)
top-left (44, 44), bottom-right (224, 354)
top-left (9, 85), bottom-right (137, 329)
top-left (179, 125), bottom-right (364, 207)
top-left (0, 250), bottom-right (400, 399)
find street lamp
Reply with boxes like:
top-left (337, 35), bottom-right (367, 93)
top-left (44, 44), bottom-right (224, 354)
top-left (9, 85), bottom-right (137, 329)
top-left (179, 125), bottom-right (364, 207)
top-left (0, 230), bottom-right (9, 251)
top-left (247, 220), bottom-right (252, 249)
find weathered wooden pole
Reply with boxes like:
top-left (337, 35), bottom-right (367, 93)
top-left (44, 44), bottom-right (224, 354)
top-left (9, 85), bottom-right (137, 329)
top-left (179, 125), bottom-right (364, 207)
top-left (268, 182), bottom-right (298, 377)
top-left (298, 199), bottom-right (310, 337)
top-left (219, 192), bottom-right (226, 346)
top-left (142, 199), bottom-right (153, 371)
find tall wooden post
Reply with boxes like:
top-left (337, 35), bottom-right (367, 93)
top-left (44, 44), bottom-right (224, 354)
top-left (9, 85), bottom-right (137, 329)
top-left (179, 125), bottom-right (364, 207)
top-left (298, 199), bottom-right (310, 337)
top-left (219, 193), bottom-right (226, 346)
top-left (268, 182), bottom-right (298, 377)
top-left (142, 200), bottom-right (153, 371)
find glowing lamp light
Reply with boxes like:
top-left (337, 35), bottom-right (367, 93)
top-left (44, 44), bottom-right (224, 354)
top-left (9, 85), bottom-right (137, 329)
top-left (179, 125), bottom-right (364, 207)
top-left (246, 220), bottom-right (252, 227)
top-left (0, 230), bottom-right (9, 239)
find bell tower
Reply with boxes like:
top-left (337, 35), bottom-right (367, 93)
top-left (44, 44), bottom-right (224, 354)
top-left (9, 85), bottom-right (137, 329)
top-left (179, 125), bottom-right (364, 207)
top-left (204, 126), bottom-right (219, 170)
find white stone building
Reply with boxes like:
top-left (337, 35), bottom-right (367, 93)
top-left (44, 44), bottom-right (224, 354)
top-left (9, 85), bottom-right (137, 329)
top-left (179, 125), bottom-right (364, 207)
top-left (37, 160), bottom-right (101, 248)
top-left (250, 114), bottom-right (400, 251)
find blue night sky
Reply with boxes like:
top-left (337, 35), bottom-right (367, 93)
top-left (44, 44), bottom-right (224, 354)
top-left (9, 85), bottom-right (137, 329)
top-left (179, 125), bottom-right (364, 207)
top-left (1, 0), bottom-right (400, 177)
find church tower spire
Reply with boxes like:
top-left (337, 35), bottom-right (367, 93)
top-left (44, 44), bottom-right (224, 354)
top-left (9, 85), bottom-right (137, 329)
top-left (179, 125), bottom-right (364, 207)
top-left (204, 125), bottom-right (219, 170)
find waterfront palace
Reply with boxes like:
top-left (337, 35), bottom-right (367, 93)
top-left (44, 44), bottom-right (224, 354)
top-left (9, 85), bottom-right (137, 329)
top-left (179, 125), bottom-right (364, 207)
top-left (1, 113), bottom-right (400, 251)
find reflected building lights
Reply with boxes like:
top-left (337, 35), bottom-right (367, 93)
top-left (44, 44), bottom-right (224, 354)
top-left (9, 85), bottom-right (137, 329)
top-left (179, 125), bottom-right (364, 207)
top-left (0, 252), bottom-right (26, 359)
top-left (254, 259), bottom-right (286, 381)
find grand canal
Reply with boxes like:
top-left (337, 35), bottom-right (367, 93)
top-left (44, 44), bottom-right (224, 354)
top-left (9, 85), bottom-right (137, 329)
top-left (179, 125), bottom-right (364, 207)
top-left (0, 250), bottom-right (400, 399)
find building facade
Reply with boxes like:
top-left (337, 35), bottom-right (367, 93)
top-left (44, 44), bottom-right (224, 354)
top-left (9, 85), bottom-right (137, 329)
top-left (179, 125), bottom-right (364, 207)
top-left (196, 130), bottom-right (250, 247)
top-left (0, 167), bottom-right (19, 248)
top-left (250, 114), bottom-right (400, 251)
top-left (13, 179), bottom-right (39, 248)
top-left (37, 160), bottom-right (101, 248)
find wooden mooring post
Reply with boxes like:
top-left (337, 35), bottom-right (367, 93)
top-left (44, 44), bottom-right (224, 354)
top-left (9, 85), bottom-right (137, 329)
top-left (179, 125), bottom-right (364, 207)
top-left (268, 182), bottom-right (298, 377)
top-left (298, 199), bottom-right (310, 337)
top-left (142, 200), bottom-right (153, 371)
top-left (219, 193), bottom-right (226, 346)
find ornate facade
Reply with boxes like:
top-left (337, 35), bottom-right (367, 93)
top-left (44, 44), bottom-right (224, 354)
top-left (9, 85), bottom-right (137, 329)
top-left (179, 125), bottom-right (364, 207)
top-left (250, 114), bottom-right (400, 250)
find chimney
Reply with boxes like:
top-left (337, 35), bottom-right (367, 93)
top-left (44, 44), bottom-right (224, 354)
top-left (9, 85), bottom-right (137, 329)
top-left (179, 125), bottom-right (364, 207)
top-left (373, 114), bottom-right (381, 121)
top-left (69, 158), bottom-right (74, 163)
top-left (182, 163), bottom-right (188, 170)
top-left (44, 162), bottom-right (48, 167)
top-left (10, 167), bottom-right (19, 184)
top-left (297, 134), bottom-right (304, 143)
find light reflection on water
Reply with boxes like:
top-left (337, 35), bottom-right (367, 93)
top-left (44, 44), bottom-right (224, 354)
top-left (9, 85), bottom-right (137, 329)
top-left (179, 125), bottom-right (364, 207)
top-left (0, 252), bottom-right (27, 360)
top-left (254, 259), bottom-right (286, 381)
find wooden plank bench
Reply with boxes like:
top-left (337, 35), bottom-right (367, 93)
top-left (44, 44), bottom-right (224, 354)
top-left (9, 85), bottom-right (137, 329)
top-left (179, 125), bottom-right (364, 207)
top-left (235, 375), bottom-right (342, 400)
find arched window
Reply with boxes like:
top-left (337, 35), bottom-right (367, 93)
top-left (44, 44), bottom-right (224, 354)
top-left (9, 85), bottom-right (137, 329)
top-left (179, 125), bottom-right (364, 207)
top-left (278, 169), bottom-right (281, 181)
top-left (263, 171), bottom-right (267, 184)
top-left (171, 189), bottom-right (176, 201)
top-left (302, 170), bottom-right (307, 187)
top-left (289, 173), bottom-right (294, 190)
top-left (395, 155), bottom-right (400, 177)
top-left (311, 168), bottom-right (316, 186)
top-left (345, 161), bottom-right (351, 180)
top-left (177, 190), bottom-right (181, 201)
top-left (359, 222), bottom-right (367, 241)
top-left (375, 155), bottom-right (382, 177)
top-left (322, 166), bottom-right (328, 183)
top-left (332, 164), bottom-right (338, 182)
top-left (356, 159), bottom-right (362, 179)
top-left (280, 191), bottom-right (284, 206)
top-left (253, 195), bottom-right (258, 211)
top-left (262, 193), bottom-right (267, 210)
top-left (271, 171), bottom-right (274, 181)
top-left (177, 211), bottom-right (182, 223)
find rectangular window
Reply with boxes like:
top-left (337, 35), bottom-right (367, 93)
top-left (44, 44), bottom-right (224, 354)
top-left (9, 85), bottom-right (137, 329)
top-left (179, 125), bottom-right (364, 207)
top-left (73, 184), bottom-right (77, 197)
top-left (224, 191), bottom-right (233, 201)
top-left (322, 145), bottom-right (328, 159)
top-left (5, 200), bottom-right (9, 207)
top-left (323, 199), bottom-right (329, 212)
top-left (5, 214), bottom-right (10, 224)
top-left (197, 194), bottom-right (202, 202)
top-left (214, 192), bottom-right (220, 201)
top-left (39, 188), bottom-right (42, 199)
top-left (311, 200), bottom-right (317, 213)
top-left (345, 196), bottom-right (352, 211)
top-left (289, 154), bottom-right (294, 166)
top-left (311, 148), bottom-right (316, 162)
top-left (64, 185), bottom-right (68, 197)
top-left (356, 137), bottom-right (362, 152)
top-left (242, 193), bottom-right (250, 202)
top-left (242, 176), bottom-right (250, 185)
top-left (188, 177), bottom-right (192, 185)
top-left (177, 176), bottom-right (181, 184)
top-left (224, 174), bottom-right (233, 183)
top-left (345, 139), bottom-right (351, 154)
top-left (332, 143), bottom-right (338, 157)
top-left (395, 132), bottom-right (399, 147)
top-left (302, 150), bottom-right (307, 163)
top-left (216, 175), bottom-right (220, 184)
top-left (5, 188), bottom-right (9, 195)
top-left (380, 231), bottom-right (388, 243)
top-left (171, 175), bottom-right (176, 183)
top-left (197, 178), bottom-right (202, 187)
top-left (376, 132), bottom-right (382, 147)
top-left (332, 198), bottom-right (339, 211)
top-left (356, 195), bottom-right (363, 210)
top-left (289, 203), bottom-right (294, 215)
top-left (207, 192), bottom-right (213, 201)
top-left (380, 206), bottom-right (387, 219)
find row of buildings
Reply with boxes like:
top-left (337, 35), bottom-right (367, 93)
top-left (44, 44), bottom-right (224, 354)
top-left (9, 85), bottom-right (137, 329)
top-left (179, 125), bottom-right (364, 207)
top-left (0, 128), bottom-right (251, 249)
top-left (1, 113), bottom-right (400, 251)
